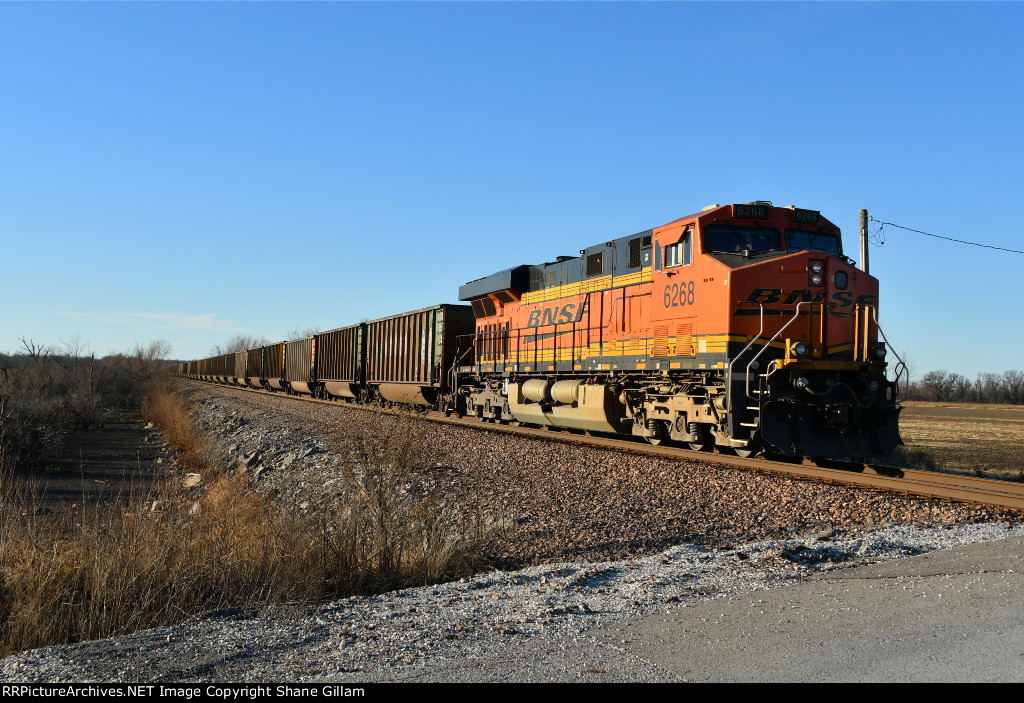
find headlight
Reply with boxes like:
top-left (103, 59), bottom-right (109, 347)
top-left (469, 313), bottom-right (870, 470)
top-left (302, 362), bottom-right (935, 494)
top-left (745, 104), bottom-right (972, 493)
top-left (834, 271), bottom-right (848, 289)
top-left (809, 260), bottom-right (824, 286)
top-left (871, 343), bottom-right (887, 361)
top-left (790, 341), bottom-right (807, 357)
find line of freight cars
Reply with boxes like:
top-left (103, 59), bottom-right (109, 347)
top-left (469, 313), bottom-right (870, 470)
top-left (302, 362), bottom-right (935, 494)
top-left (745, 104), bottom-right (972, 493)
top-left (178, 304), bottom-right (476, 413)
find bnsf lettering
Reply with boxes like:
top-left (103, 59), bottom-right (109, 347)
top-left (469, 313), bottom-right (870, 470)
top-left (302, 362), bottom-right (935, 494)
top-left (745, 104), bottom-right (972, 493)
top-left (745, 288), bottom-right (783, 304)
top-left (783, 289), bottom-right (827, 305)
top-left (527, 303), bottom-right (583, 328)
top-left (739, 289), bottom-right (876, 313)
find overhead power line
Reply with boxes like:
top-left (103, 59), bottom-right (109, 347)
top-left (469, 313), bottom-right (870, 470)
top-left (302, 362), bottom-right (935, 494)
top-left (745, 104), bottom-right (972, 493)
top-left (875, 220), bottom-right (1024, 255)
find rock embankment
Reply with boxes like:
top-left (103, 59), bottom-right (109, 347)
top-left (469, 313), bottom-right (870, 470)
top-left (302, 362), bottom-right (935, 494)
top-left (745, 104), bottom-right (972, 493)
top-left (189, 384), bottom-right (1014, 566)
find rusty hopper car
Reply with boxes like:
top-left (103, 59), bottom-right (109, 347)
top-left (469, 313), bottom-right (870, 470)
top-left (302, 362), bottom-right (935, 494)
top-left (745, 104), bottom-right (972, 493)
top-left (220, 353), bottom-right (235, 384)
top-left (285, 336), bottom-right (317, 395)
top-left (262, 342), bottom-right (286, 390)
top-left (318, 324), bottom-right (365, 400)
top-left (246, 347), bottom-right (263, 388)
top-left (457, 202), bottom-right (901, 458)
top-left (233, 351), bottom-right (247, 385)
top-left (365, 304), bottom-right (475, 410)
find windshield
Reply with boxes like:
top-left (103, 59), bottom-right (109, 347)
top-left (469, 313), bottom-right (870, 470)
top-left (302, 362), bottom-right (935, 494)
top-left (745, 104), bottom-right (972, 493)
top-left (703, 226), bottom-right (782, 255)
top-left (785, 229), bottom-right (841, 256)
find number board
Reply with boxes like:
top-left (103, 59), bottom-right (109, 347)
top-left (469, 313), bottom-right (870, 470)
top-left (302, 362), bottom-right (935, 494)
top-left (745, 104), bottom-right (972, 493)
top-left (793, 208), bottom-right (820, 224)
top-left (733, 204), bottom-right (769, 218)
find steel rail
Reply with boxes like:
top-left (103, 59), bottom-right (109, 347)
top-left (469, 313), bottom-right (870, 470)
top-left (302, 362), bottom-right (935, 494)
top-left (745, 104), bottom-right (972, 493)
top-left (182, 379), bottom-right (1024, 512)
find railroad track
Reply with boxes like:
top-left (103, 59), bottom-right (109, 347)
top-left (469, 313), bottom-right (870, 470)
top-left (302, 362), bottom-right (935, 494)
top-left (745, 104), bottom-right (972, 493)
top-left (184, 380), bottom-right (1024, 512)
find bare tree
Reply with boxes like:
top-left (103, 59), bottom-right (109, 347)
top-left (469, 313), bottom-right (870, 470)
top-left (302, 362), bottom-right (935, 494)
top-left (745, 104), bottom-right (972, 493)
top-left (123, 340), bottom-right (171, 382)
top-left (896, 348), bottom-right (915, 399)
top-left (286, 326), bottom-right (320, 340)
top-left (18, 337), bottom-right (50, 363)
top-left (209, 334), bottom-right (271, 355)
top-left (920, 370), bottom-right (952, 401)
top-left (949, 373), bottom-right (972, 402)
top-left (974, 373), bottom-right (1005, 404)
top-left (1004, 370), bottom-right (1024, 405)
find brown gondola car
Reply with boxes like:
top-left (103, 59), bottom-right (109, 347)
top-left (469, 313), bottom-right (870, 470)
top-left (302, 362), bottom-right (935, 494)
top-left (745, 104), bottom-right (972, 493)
top-left (284, 337), bottom-right (317, 395)
top-left (233, 351), bottom-right (247, 386)
top-left (364, 304), bottom-right (474, 410)
top-left (317, 324), bottom-right (364, 400)
top-left (220, 353), bottom-right (234, 385)
top-left (262, 342), bottom-right (286, 391)
top-left (246, 347), bottom-right (263, 388)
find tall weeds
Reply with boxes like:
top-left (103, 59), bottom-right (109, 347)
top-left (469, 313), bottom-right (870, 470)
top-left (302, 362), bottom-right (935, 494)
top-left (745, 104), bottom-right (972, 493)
top-left (0, 388), bottom-right (496, 657)
top-left (328, 413), bottom-right (491, 593)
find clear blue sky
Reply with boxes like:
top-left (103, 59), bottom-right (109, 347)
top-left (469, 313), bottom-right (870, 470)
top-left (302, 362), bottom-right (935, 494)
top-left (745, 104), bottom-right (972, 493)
top-left (1, 2), bottom-right (1021, 378)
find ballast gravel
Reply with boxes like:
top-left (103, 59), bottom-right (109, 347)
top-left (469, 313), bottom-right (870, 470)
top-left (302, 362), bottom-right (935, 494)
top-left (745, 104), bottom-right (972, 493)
top-left (2, 383), bottom-right (1021, 683)
top-left (185, 384), bottom-right (1015, 565)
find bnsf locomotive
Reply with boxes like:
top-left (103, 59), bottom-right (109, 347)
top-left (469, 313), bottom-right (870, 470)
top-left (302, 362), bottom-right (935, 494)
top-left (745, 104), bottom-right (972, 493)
top-left (181, 202), bottom-right (902, 458)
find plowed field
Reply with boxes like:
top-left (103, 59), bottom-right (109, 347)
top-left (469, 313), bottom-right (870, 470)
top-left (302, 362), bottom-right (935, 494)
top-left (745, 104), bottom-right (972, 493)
top-left (898, 402), bottom-right (1024, 480)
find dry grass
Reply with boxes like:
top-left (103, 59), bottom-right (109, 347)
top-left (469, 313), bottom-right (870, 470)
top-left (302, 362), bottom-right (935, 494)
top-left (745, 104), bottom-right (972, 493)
top-left (0, 467), bottom-right (324, 656)
top-left (142, 387), bottom-right (218, 474)
top-left (328, 413), bottom-right (494, 592)
top-left (0, 388), bottom-right (492, 657)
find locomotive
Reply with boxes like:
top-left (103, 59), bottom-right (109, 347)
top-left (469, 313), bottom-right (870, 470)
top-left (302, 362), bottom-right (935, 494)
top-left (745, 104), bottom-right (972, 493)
top-left (181, 201), bottom-right (902, 458)
top-left (455, 202), bottom-right (901, 457)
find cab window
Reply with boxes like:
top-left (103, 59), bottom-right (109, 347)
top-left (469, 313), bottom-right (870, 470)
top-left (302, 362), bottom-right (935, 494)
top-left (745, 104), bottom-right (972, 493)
top-left (664, 227), bottom-right (693, 268)
top-left (704, 226), bottom-right (781, 255)
top-left (785, 230), bottom-right (841, 256)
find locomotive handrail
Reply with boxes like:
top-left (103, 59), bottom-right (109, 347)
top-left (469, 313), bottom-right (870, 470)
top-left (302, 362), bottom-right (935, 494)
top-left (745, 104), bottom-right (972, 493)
top-left (726, 303), bottom-right (765, 411)
top-left (458, 278), bottom-right (652, 374)
top-left (744, 300), bottom-right (814, 402)
top-left (867, 305), bottom-right (908, 404)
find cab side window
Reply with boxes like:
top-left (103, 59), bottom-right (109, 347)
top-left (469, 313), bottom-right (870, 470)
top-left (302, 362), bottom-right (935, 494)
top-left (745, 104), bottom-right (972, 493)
top-left (664, 227), bottom-right (693, 268)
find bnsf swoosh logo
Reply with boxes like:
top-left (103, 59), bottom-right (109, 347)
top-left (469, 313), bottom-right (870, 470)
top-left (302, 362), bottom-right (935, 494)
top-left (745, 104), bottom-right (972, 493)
top-left (739, 288), bottom-right (877, 308)
top-left (526, 302), bottom-right (588, 328)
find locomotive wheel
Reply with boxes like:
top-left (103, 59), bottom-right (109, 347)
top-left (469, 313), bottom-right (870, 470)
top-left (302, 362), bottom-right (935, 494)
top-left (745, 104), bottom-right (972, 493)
top-left (687, 438), bottom-right (713, 452)
top-left (728, 442), bottom-right (763, 458)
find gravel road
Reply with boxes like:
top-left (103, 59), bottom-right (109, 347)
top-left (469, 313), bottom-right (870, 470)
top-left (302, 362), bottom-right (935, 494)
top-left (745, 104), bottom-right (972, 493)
top-left (2, 383), bottom-right (1019, 682)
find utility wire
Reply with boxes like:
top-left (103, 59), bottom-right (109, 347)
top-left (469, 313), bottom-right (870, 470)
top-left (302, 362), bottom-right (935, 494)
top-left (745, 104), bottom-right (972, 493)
top-left (875, 220), bottom-right (1024, 255)
top-left (869, 219), bottom-right (885, 246)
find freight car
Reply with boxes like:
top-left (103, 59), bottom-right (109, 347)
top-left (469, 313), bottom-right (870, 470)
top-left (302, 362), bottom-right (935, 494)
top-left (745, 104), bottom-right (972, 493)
top-left (188, 305), bottom-right (475, 410)
top-left (181, 201), bottom-right (902, 458)
top-left (455, 202), bottom-right (902, 458)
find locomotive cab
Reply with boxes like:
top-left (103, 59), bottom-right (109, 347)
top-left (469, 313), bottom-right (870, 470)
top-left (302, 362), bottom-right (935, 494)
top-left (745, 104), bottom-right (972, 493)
top-left (692, 204), bottom-right (901, 457)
